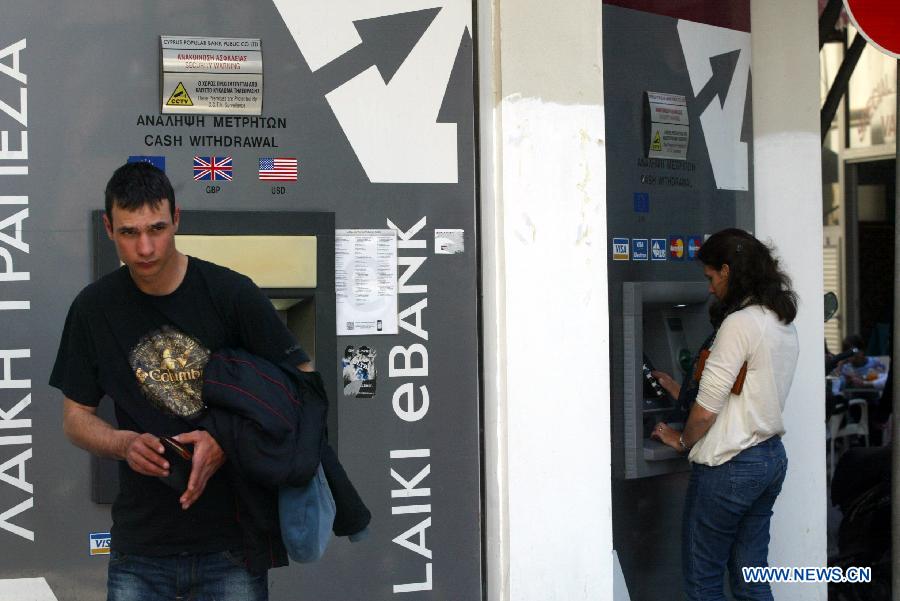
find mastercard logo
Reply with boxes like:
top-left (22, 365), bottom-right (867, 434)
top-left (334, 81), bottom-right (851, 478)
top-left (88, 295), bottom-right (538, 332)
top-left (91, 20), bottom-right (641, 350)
top-left (669, 238), bottom-right (684, 258)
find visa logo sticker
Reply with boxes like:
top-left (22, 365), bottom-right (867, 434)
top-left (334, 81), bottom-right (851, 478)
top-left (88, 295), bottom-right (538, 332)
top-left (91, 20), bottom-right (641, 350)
top-left (612, 238), bottom-right (630, 261)
top-left (651, 238), bottom-right (667, 261)
top-left (687, 235), bottom-right (703, 259)
top-left (90, 532), bottom-right (111, 556)
top-left (668, 235), bottom-right (685, 260)
top-left (632, 239), bottom-right (649, 261)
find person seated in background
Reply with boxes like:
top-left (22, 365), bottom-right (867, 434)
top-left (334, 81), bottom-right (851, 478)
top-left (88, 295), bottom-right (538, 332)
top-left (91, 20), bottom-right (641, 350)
top-left (836, 334), bottom-right (887, 392)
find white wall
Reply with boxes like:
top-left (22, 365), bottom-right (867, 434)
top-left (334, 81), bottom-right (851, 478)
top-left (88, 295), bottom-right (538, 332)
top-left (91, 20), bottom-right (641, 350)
top-left (479, 0), bottom-right (613, 600)
top-left (751, 2), bottom-right (827, 600)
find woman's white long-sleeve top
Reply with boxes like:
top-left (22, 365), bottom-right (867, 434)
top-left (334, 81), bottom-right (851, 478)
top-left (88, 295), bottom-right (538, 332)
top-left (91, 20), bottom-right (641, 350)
top-left (689, 304), bottom-right (799, 466)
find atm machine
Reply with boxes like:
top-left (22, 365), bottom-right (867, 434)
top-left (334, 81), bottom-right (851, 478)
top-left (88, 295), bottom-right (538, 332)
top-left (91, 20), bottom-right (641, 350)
top-left (619, 281), bottom-right (711, 479)
top-left (611, 277), bottom-right (720, 600)
top-left (601, 2), bottom-right (755, 599)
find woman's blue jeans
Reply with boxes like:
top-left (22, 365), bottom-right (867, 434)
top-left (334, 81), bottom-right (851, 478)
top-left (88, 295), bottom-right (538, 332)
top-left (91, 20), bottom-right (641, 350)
top-left (107, 549), bottom-right (268, 601)
top-left (682, 436), bottom-right (788, 601)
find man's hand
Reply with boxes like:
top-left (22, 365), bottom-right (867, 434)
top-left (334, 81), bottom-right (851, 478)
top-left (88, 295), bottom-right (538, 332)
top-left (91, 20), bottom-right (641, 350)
top-left (123, 432), bottom-right (169, 477)
top-left (172, 430), bottom-right (225, 510)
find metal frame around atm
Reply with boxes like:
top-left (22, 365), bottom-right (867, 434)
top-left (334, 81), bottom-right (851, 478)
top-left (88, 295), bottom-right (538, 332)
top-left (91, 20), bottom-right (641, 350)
top-left (621, 280), bottom-right (709, 479)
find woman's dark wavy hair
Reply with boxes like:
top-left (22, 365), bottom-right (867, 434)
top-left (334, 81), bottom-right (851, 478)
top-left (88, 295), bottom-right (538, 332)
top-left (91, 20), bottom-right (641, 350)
top-left (697, 228), bottom-right (797, 327)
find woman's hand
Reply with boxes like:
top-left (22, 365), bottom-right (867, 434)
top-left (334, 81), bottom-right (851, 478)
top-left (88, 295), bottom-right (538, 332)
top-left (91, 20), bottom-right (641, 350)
top-left (651, 422), bottom-right (683, 452)
top-left (651, 370), bottom-right (681, 399)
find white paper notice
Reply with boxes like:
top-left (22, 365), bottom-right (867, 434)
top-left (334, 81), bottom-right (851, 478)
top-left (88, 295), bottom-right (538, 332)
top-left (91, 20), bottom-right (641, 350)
top-left (335, 229), bottom-right (398, 335)
top-left (435, 228), bottom-right (464, 254)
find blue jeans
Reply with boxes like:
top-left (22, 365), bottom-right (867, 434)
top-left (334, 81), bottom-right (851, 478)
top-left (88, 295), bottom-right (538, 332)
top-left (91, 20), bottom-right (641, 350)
top-left (107, 549), bottom-right (268, 601)
top-left (682, 436), bottom-right (788, 601)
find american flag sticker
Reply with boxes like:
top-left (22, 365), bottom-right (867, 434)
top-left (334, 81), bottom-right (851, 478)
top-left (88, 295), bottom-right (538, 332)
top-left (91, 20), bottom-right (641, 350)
top-left (258, 157), bottom-right (298, 182)
top-left (193, 156), bottom-right (233, 181)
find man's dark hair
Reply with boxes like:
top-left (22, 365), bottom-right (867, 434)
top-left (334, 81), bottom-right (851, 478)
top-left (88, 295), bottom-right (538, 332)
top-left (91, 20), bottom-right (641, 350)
top-left (104, 162), bottom-right (176, 221)
top-left (697, 228), bottom-right (798, 327)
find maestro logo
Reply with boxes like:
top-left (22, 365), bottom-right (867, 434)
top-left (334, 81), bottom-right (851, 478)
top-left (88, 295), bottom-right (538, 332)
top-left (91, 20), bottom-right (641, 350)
top-left (687, 235), bottom-right (703, 259)
top-left (668, 235), bottom-right (685, 261)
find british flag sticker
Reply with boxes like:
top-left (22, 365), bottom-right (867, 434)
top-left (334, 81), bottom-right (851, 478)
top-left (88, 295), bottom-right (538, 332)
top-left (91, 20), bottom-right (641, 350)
top-left (193, 156), bottom-right (233, 181)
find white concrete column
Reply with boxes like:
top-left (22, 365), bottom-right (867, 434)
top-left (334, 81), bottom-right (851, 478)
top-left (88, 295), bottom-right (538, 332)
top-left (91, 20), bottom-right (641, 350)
top-left (751, 2), bottom-right (827, 600)
top-left (479, 0), bottom-right (613, 600)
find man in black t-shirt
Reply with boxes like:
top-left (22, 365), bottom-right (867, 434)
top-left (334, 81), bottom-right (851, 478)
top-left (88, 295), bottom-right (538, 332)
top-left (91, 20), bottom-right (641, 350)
top-left (50, 162), bottom-right (311, 601)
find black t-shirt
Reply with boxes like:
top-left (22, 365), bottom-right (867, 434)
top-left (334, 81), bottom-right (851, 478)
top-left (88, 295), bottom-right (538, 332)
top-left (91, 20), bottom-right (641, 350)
top-left (49, 257), bottom-right (309, 555)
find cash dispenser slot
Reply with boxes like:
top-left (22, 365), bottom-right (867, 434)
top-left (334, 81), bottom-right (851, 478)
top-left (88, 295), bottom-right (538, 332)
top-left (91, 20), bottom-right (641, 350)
top-left (621, 281), bottom-right (711, 479)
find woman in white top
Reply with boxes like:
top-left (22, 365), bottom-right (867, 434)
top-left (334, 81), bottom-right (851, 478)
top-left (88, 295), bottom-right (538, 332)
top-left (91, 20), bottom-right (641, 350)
top-left (652, 228), bottom-right (799, 601)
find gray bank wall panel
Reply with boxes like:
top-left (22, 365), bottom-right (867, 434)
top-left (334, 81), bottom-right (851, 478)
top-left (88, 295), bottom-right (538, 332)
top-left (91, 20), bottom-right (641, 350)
top-left (0, 2), bottom-right (480, 599)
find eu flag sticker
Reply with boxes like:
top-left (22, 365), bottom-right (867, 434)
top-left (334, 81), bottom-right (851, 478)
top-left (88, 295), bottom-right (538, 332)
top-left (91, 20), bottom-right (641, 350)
top-left (127, 156), bottom-right (166, 172)
top-left (651, 238), bottom-right (667, 261)
top-left (90, 532), bottom-right (111, 556)
top-left (632, 239), bottom-right (649, 261)
top-left (633, 192), bottom-right (650, 213)
top-left (612, 238), bottom-right (629, 261)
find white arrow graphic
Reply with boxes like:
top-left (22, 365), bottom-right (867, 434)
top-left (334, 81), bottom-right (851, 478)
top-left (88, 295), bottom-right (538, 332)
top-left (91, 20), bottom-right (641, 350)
top-left (273, 1), bottom-right (448, 72)
top-left (677, 20), bottom-right (751, 191)
top-left (273, 1), bottom-right (471, 184)
top-left (0, 578), bottom-right (59, 601)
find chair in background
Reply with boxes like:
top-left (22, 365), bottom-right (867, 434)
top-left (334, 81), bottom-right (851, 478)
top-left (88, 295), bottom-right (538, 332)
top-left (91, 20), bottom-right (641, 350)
top-left (828, 355), bottom-right (890, 479)
top-left (828, 399), bottom-right (868, 481)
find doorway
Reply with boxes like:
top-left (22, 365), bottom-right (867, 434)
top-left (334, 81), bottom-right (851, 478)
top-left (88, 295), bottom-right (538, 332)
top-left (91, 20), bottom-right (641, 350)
top-left (845, 158), bottom-right (895, 353)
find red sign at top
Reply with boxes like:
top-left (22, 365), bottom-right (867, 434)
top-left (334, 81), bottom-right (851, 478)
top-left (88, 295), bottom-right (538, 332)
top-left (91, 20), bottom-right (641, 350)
top-left (844, 0), bottom-right (900, 59)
